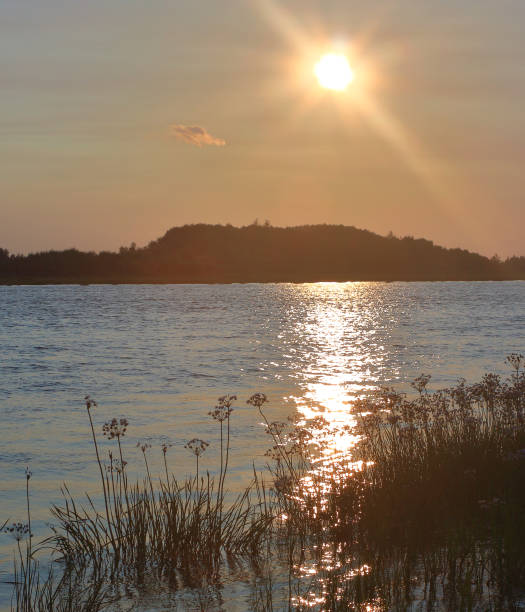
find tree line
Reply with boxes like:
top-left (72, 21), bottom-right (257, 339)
top-left (1, 224), bottom-right (524, 283)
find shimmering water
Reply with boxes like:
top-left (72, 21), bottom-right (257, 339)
top-left (0, 282), bottom-right (524, 609)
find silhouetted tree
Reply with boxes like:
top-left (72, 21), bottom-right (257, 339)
top-left (0, 225), bottom-right (523, 283)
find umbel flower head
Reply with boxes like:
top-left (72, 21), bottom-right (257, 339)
top-left (84, 395), bottom-right (97, 410)
top-left (102, 418), bottom-right (129, 440)
top-left (185, 438), bottom-right (209, 457)
top-left (507, 352), bottom-right (524, 372)
top-left (3, 522), bottom-right (32, 542)
top-left (273, 475), bottom-right (294, 494)
top-left (161, 442), bottom-right (173, 455)
top-left (247, 393), bottom-right (268, 408)
top-left (209, 394), bottom-right (237, 421)
top-left (411, 374), bottom-right (431, 394)
top-left (106, 458), bottom-right (127, 474)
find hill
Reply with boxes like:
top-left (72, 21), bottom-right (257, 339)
top-left (1, 224), bottom-right (524, 283)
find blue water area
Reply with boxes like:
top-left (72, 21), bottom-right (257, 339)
top-left (0, 281), bottom-right (523, 609)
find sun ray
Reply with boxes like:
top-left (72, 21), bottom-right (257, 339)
top-left (352, 89), bottom-right (454, 205)
top-left (252, 0), bottom-right (471, 232)
top-left (252, 0), bottom-right (311, 53)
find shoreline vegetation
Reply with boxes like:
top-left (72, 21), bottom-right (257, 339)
top-left (2, 223), bottom-right (525, 284)
top-left (3, 355), bottom-right (525, 610)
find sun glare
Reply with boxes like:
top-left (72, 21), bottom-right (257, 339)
top-left (314, 53), bottom-right (354, 91)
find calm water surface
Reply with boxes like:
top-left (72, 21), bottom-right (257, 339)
top-left (0, 282), bottom-right (524, 609)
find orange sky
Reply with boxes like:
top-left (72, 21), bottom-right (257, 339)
top-left (1, 0), bottom-right (524, 257)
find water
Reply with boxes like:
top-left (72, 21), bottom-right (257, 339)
top-left (0, 281), bottom-right (523, 609)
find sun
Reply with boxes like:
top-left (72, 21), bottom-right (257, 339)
top-left (314, 53), bottom-right (354, 91)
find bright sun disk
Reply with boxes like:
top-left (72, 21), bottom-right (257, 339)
top-left (314, 53), bottom-right (354, 91)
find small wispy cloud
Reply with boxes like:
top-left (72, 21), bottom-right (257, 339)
top-left (170, 124), bottom-right (226, 147)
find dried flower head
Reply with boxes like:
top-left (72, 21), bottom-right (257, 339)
top-left (3, 522), bottom-right (32, 542)
top-left (185, 438), bottom-right (209, 457)
top-left (288, 426), bottom-right (314, 449)
top-left (507, 352), bottom-right (524, 372)
top-left (161, 442), bottom-right (173, 455)
top-left (264, 445), bottom-right (282, 461)
top-left (106, 459), bottom-right (127, 474)
top-left (136, 441), bottom-right (152, 453)
top-left (102, 418), bottom-right (128, 440)
top-left (309, 415), bottom-right (329, 430)
top-left (411, 374), bottom-right (431, 394)
top-left (84, 395), bottom-right (97, 410)
top-left (273, 475), bottom-right (294, 494)
top-left (480, 373), bottom-right (501, 398)
top-left (266, 421), bottom-right (287, 437)
top-left (247, 393), bottom-right (268, 408)
top-left (209, 394), bottom-right (236, 421)
top-left (25, 467), bottom-right (32, 481)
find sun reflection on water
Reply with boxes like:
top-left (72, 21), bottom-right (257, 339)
top-left (267, 284), bottom-right (392, 607)
top-left (291, 283), bottom-right (383, 463)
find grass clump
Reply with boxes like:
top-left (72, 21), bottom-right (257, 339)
top-left (49, 394), bottom-right (272, 588)
top-left (260, 354), bottom-right (525, 610)
top-left (345, 353), bottom-right (525, 544)
top-left (3, 470), bottom-right (114, 612)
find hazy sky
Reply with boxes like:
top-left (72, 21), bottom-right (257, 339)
top-left (1, 0), bottom-right (524, 257)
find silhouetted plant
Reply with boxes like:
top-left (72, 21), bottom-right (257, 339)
top-left (184, 438), bottom-right (209, 482)
top-left (4, 358), bottom-right (524, 610)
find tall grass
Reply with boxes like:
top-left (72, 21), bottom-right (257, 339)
top-left (3, 355), bottom-right (525, 610)
top-left (3, 468), bottom-right (114, 612)
top-left (259, 353), bottom-right (525, 610)
top-left (50, 395), bottom-right (272, 586)
top-left (344, 353), bottom-right (525, 544)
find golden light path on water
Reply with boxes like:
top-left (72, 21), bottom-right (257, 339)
top-left (1, 282), bottom-right (523, 610)
top-left (280, 284), bottom-right (385, 609)
top-left (291, 283), bottom-right (377, 464)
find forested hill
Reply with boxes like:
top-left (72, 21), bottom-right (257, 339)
top-left (1, 224), bottom-right (524, 283)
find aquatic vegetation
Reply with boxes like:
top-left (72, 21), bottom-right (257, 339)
top-left (345, 356), bottom-right (525, 544)
top-left (49, 396), bottom-right (271, 591)
top-left (2, 356), bottom-right (525, 610)
top-left (3, 522), bottom-right (32, 542)
top-left (184, 438), bottom-right (209, 481)
top-left (10, 559), bottom-right (115, 612)
top-left (4, 468), bottom-right (114, 612)
top-left (260, 354), bottom-right (525, 610)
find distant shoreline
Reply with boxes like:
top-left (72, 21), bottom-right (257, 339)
top-left (2, 223), bottom-right (524, 284)
top-left (2, 277), bottom-right (524, 286)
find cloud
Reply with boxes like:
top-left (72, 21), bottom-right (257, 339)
top-left (171, 124), bottom-right (226, 147)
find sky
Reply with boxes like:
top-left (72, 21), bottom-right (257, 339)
top-left (1, 0), bottom-right (524, 257)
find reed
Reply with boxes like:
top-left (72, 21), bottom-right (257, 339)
top-left (342, 353), bottom-right (525, 546)
top-left (49, 395), bottom-right (272, 586)
top-left (10, 561), bottom-right (114, 612)
top-left (3, 355), bottom-right (524, 610)
top-left (4, 469), bottom-right (114, 612)
top-left (257, 354), bottom-right (525, 610)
